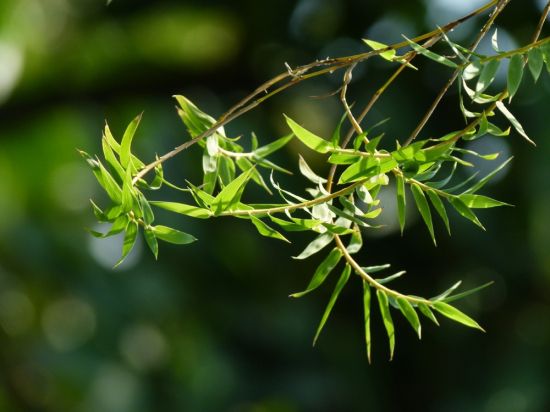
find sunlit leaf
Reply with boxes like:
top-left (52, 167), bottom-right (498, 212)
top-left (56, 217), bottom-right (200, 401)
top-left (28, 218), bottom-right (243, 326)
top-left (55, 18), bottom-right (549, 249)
top-left (363, 280), bottom-right (372, 363)
top-left (298, 155), bottom-right (327, 184)
top-left (431, 280), bottom-right (462, 301)
top-left (250, 216), bottom-right (289, 242)
top-left (120, 113), bottom-right (143, 170)
top-left (346, 228), bottom-right (363, 254)
top-left (458, 194), bottom-right (511, 208)
top-left (253, 133), bottom-right (294, 158)
top-left (403, 36), bottom-right (458, 68)
top-left (527, 48), bottom-right (544, 82)
top-left (375, 271), bottom-right (406, 285)
top-left (418, 303), bottom-right (439, 326)
top-left (448, 197), bottom-right (485, 230)
top-left (411, 184), bottom-right (436, 245)
top-left (290, 248), bottom-right (343, 298)
top-left (495, 101), bottom-right (535, 145)
top-left (144, 227), bottom-right (158, 259)
top-left (152, 225), bottom-right (197, 245)
top-left (211, 168), bottom-right (254, 215)
top-left (284, 115), bottom-right (333, 154)
top-left (426, 190), bottom-right (450, 235)
top-left (397, 297), bottom-right (421, 339)
top-left (377, 290), bottom-right (395, 360)
top-left (114, 221), bottom-right (138, 267)
top-left (293, 233), bottom-right (333, 260)
top-left (313, 264), bottom-right (351, 346)
top-left (432, 302), bottom-right (484, 331)
top-left (475, 60), bottom-right (500, 95)
top-left (362, 264), bottom-right (391, 274)
top-left (363, 38), bottom-right (396, 61)
top-left (150, 201), bottom-right (212, 218)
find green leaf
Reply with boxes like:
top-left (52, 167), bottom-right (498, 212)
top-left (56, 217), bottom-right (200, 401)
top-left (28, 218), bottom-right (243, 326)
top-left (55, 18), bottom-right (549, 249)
top-left (101, 137), bottom-right (125, 180)
top-left (290, 248), bottom-right (343, 298)
top-left (403, 36), bottom-right (458, 68)
top-left (253, 133), bottom-right (294, 158)
top-left (507, 54), bottom-right (524, 101)
top-left (431, 280), bottom-right (462, 301)
top-left (442, 281), bottom-right (494, 303)
top-left (463, 157), bottom-right (512, 194)
top-left (331, 112), bottom-right (347, 147)
top-left (458, 194), bottom-right (511, 208)
top-left (495, 101), bottom-right (535, 145)
top-left (115, 221), bottom-right (138, 267)
top-left (328, 152), bottom-right (360, 165)
top-left (174, 95), bottom-right (217, 138)
top-left (298, 155), bottom-right (327, 184)
top-left (411, 184), bottom-right (436, 246)
top-left (415, 141), bottom-right (454, 163)
top-left (150, 201), bottom-right (212, 219)
top-left (432, 301), bottom-right (484, 331)
top-left (211, 168), bottom-right (254, 215)
top-left (346, 229), bottom-right (363, 254)
top-left (144, 227), bottom-right (158, 259)
top-left (418, 303), bottom-right (439, 326)
top-left (121, 167), bottom-right (136, 213)
top-left (284, 115), bottom-right (333, 154)
top-left (377, 290), bottom-right (395, 360)
top-left (250, 216), bottom-right (289, 243)
top-left (293, 233), bottom-right (333, 260)
top-left (396, 174), bottom-right (406, 235)
top-left (363, 280), bottom-right (372, 363)
top-left (339, 157), bottom-right (396, 184)
top-left (139, 195), bottom-right (154, 225)
top-left (269, 216), bottom-right (322, 232)
top-left (426, 190), bottom-right (450, 235)
top-left (448, 197), bottom-right (485, 230)
top-left (397, 297), bottom-right (421, 339)
top-left (527, 48), bottom-right (544, 82)
top-left (362, 264), bottom-right (391, 274)
top-left (363, 38), bottom-right (396, 61)
top-left (152, 225), bottom-right (197, 245)
top-left (475, 60), bottom-right (500, 95)
top-left (313, 264), bottom-right (351, 346)
top-left (120, 113), bottom-right (143, 169)
top-left (376, 271), bottom-right (406, 285)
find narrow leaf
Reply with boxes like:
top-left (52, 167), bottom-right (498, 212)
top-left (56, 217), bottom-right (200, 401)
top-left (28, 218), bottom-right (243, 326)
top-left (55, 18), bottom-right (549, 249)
top-left (397, 297), bottom-right (421, 339)
top-left (150, 201), bottom-right (212, 218)
top-left (253, 133), bottom-right (294, 158)
top-left (153, 225), bottom-right (197, 245)
top-left (463, 157), bottom-right (512, 194)
top-left (211, 168), bottom-right (254, 214)
top-left (411, 184), bottom-right (436, 246)
top-left (363, 38), bottom-right (396, 61)
top-left (507, 54), bottom-right (524, 101)
top-left (396, 174), bottom-right (406, 235)
top-left (418, 303), bottom-right (439, 326)
top-left (313, 264), bottom-right (351, 346)
top-left (363, 280), bottom-right (372, 363)
top-left (284, 115), bottom-right (333, 154)
top-left (293, 233), bottom-right (333, 260)
top-left (144, 228), bottom-right (158, 259)
top-left (426, 190), bottom-right (450, 235)
top-left (403, 36), bottom-right (458, 68)
top-left (114, 221), bottom-right (138, 267)
top-left (527, 48), bottom-right (544, 82)
top-left (290, 248), bottom-right (343, 298)
top-left (496, 101), bottom-right (535, 145)
top-left (475, 60), bottom-right (500, 95)
top-left (298, 155), bottom-right (327, 184)
top-left (448, 197), bottom-right (485, 230)
top-left (250, 216), bottom-right (289, 243)
top-left (458, 194), bottom-right (511, 208)
top-left (432, 301), bottom-right (485, 331)
top-left (120, 113), bottom-right (143, 169)
top-left (442, 281), bottom-right (494, 303)
top-left (377, 290), bottom-right (395, 360)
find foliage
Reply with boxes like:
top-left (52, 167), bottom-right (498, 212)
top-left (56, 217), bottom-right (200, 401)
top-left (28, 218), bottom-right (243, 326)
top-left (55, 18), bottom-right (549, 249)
top-left (83, 0), bottom-right (550, 361)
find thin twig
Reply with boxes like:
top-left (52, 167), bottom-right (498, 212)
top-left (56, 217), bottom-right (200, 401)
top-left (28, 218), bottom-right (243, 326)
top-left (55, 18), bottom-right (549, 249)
top-left (532, 1), bottom-right (550, 43)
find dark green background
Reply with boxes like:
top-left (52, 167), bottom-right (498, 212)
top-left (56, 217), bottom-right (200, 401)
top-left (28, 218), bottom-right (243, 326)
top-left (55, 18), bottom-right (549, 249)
top-left (0, 0), bottom-right (549, 411)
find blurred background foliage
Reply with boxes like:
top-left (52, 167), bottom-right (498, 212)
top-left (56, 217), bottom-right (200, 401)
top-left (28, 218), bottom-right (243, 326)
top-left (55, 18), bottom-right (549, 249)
top-left (0, 0), bottom-right (549, 411)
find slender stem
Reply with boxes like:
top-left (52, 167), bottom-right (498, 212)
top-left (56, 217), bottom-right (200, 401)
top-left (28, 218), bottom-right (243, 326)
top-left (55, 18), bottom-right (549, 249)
top-left (405, 0), bottom-right (511, 146)
top-left (532, 1), bottom-right (550, 44)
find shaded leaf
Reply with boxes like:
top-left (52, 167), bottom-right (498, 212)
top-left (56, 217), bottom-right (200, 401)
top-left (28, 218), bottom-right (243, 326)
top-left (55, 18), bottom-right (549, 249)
top-left (363, 280), bottom-right (372, 363)
top-left (475, 60), bottom-right (500, 95)
top-left (298, 155), bottom-right (327, 184)
top-left (290, 248), bottom-right (343, 298)
top-left (144, 227), bottom-right (158, 260)
top-left (463, 157), bottom-right (512, 194)
top-left (507, 54), bottom-right (524, 101)
top-left (426, 190), bottom-right (450, 235)
top-left (396, 174), bottom-right (406, 235)
top-left (442, 281), bottom-right (494, 303)
top-left (411, 184), bottom-right (436, 245)
top-left (527, 48), bottom-right (544, 82)
top-left (377, 290), bottom-right (395, 360)
top-left (115, 221), bottom-right (138, 267)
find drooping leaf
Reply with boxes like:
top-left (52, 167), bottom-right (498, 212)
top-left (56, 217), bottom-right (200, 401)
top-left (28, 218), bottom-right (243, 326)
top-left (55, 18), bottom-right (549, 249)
top-left (269, 216), bottom-right (322, 232)
top-left (138, 194), bottom-right (155, 225)
top-left (211, 168), bottom-right (254, 215)
top-left (150, 201), bottom-right (212, 218)
top-left (253, 133), bottom-right (294, 158)
top-left (363, 280), bottom-right (372, 363)
top-left (448, 197), bottom-right (485, 230)
top-left (426, 190), bottom-right (450, 235)
top-left (152, 225), bottom-right (197, 245)
top-left (432, 301), bottom-right (485, 331)
top-left (377, 290), bottom-right (395, 360)
top-left (458, 194), bottom-right (511, 208)
top-left (143, 227), bottom-right (158, 259)
top-left (120, 113), bottom-right (143, 170)
top-left (250, 216), bottom-right (289, 243)
top-left (284, 115), bottom-right (333, 154)
top-left (293, 233), bottom-right (334, 260)
top-left (527, 47), bottom-right (544, 82)
top-left (475, 60), bottom-right (500, 95)
top-left (418, 303), bottom-right (439, 326)
top-left (114, 221), bottom-right (138, 267)
top-left (290, 248), bottom-right (343, 298)
top-left (313, 264), bottom-right (351, 346)
top-left (375, 271), bottom-right (406, 285)
top-left (362, 264), bottom-right (391, 274)
top-left (411, 184), bottom-right (436, 245)
top-left (346, 228), bottom-right (363, 254)
top-left (363, 38), bottom-right (396, 61)
top-left (442, 281), bottom-right (494, 303)
top-left (463, 157), bottom-right (512, 194)
top-left (507, 54), bottom-right (524, 101)
top-left (403, 35), bottom-right (458, 68)
top-left (495, 101), bottom-right (535, 145)
top-left (396, 297), bottom-right (421, 339)
top-left (462, 60), bottom-right (482, 80)
top-left (396, 173), bottom-right (406, 235)
top-left (298, 155), bottom-right (327, 184)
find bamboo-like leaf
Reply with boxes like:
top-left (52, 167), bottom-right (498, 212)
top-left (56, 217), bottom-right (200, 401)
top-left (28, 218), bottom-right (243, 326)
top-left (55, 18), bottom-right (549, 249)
top-left (138, 195), bottom-right (154, 225)
top-left (290, 248), bottom-right (343, 298)
top-left (120, 113), bottom-right (143, 169)
top-left (426, 190), bottom-right (450, 235)
top-left (150, 201), bottom-right (212, 219)
top-left (284, 115), bottom-right (333, 154)
top-left (363, 38), bottom-right (396, 61)
top-left (377, 290), bottom-right (395, 360)
top-left (269, 216), bottom-right (322, 232)
top-left (363, 280), bottom-right (372, 363)
top-left (339, 157), bottom-right (397, 184)
top-left (463, 157), bottom-right (512, 194)
top-left (313, 264), bottom-right (351, 346)
top-left (475, 60), bottom-right (500, 95)
top-left (448, 197), bottom-right (485, 230)
top-left (431, 280), bottom-right (462, 301)
top-left (376, 271), bottom-right (406, 285)
top-left (418, 303), bottom-right (439, 326)
top-left (432, 301), bottom-right (484, 331)
top-left (293, 233), bottom-right (333, 260)
top-left (397, 297), bottom-right (421, 339)
top-left (442, 281), bottom-right (494, 303)
top-left (102, 137), bottom-right (125, 180)
top-left (507, 54), bottom-right (524, 101)
top-left (527, 48), bottom-right (544, 82)
top-left (250, 216), bottom-right (289, 243)
top-left (298, 155), bottom-right (327, 184)
top-left (495, 101), bottom-right (535, 145)
top-left (144, 227), bottom-right (158, 259)
top-left (174, 95), bottom-right (218, 137)
top-left (211, 168), bottom-right (254, 215)
top-left (115, 221), bottom-right (138, 267)
top-left (411, 184), bottom-right (436, 246)
top-left (152, 225), bottom-right (197, 245)
top-left (396, 174), bottom-right (406, 235)
top-left (253, 133), bottom-right (294, 158)
top-left (458, 194), bottom-right (511, 208)
top-left (403, 36), bottom-right (458, 68)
